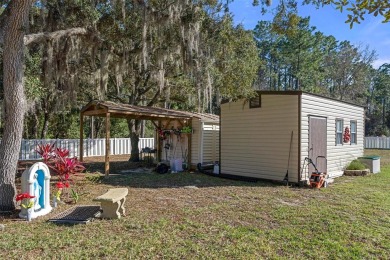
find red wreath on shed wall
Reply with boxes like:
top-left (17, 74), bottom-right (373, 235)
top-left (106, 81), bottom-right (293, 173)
top-left (343, 126), bottom-right (350, 143)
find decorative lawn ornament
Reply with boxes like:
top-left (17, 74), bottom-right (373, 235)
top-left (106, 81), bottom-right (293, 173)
top-left (19, 162), bottom-right (52, 220)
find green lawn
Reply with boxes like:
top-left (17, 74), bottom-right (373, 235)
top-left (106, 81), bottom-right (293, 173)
top-left (1, 150), bottom-right (389, 259)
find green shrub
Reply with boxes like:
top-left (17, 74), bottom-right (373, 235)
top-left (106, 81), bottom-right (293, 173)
top-left (346, 159), bottom-right (366, 170)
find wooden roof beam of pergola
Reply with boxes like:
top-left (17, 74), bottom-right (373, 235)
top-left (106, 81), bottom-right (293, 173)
top-left (81, 109), bottom-right (107, 116)
top-left (81, 110), bottom-right (191, 121)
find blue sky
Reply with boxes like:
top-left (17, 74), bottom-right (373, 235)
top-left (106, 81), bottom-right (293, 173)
top-left (229, 0), bottom-right (390, 68)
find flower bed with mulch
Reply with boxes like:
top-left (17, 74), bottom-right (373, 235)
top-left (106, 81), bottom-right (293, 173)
top-left (344, 169), bottom-right (370, 176)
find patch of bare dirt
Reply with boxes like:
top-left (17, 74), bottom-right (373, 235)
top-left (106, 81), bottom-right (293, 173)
top-left (82, 154), bottom-right (156, 174)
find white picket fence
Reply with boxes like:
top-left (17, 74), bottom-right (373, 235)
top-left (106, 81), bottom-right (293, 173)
top-left (18, 138), bottom-right (155, 160)
top-left (365, 137), bottom-right (390, 149)
top-left (14, 136), bottom-right (389, 160)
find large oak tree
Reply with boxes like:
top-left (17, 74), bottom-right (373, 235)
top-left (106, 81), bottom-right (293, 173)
top-left (0, 0), bottom-right (259, 210)
top-left (0, 1), bottom-right (89, 210)
top-left (0, 0), bottom-right (33, 211)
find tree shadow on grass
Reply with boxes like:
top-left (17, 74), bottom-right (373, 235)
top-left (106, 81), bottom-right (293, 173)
top-left (84, 161), bottom-right (282, 189)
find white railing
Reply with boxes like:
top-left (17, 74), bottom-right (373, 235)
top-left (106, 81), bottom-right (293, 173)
top-left (365, 137), bottom-right (390, 149)
top-left (18, 138), bottom-right (155, 160)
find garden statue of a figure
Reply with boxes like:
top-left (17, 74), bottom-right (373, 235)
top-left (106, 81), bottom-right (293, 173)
top-left (19, 162), bottom-right (52, 220)
top-left (33, 173), bottom-right (42, 210)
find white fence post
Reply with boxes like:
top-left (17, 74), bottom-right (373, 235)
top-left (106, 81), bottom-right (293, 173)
top-left (17, 138), bottom-right (154, 160)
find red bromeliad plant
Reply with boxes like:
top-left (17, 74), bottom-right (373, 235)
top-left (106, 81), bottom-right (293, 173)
top-left (36, 143), bottom-right (56, 164)
top-left (52, 156), bottom-right (85, 182)
top-left (36, 143), bottom-right (85, 181)
top-left (54, 147), bottom-right (70, 159)
top-left (36, 143), bottom-right (85, 201)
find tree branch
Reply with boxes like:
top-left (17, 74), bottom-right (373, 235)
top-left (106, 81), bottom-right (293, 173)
top-left (24, 27), bottom-right (88, 46)
top-left (138, 73), bottom-right (152, 96)
top-left (147, 89), bottom-right (162, 106)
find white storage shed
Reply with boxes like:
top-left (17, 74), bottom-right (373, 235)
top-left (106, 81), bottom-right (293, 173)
top-left (220, 91), bottom-right (365, 183)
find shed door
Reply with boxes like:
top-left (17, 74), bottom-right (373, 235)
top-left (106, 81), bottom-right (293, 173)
top-left (309, 116), bottom-right (327, 173)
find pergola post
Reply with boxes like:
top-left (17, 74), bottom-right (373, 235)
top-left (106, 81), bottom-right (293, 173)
top-left (105, 112), bottom-right (111, 177)
top-left (79, 113), bottom-right (84, 162)
top-left (157, 120), bottom-right (162, 162)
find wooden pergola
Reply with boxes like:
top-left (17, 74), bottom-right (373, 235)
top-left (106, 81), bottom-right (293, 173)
top-left (79, 100), bottom-right (193, 176)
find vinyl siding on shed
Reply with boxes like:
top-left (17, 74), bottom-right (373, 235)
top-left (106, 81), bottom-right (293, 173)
top-left (190, 119), bottom-right (220, 166)
top-left (201, 123), bottom-right (220, 163)
top-left (190, 118), bottom-right (201, 166)
top-left (221, 95), bottom-right (299, 182)
top-left (300, 93), bottom-right (364, 179)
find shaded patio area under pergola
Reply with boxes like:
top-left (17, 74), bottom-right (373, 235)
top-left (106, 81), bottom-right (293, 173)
top-left (80, 100), bottom-right (206, 176)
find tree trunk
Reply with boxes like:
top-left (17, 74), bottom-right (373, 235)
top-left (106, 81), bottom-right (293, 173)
top-left (40, 110), bottom-right (51, 139)
top-left (32, 110), bottom-right (40, 139)
top-left (141, 120), bottom-right (145, 138)
top-left (23, 111), bottom-right (39, 139)
top-left (128, 119), bottom-right (142, 162)
top-left (0, 1), bottom-right (31, 211)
